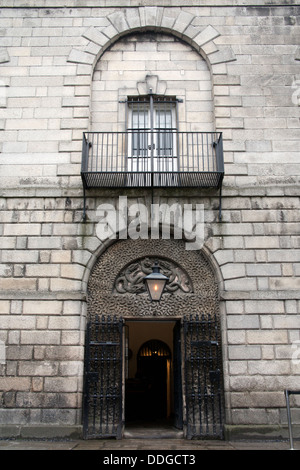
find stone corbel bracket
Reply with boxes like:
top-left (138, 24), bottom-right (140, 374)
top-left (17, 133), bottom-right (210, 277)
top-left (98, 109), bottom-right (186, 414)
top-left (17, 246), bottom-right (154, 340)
top-left (67, 7), bottom-right (237, 74)
top-left (137, 75), bottom-right (167, 96)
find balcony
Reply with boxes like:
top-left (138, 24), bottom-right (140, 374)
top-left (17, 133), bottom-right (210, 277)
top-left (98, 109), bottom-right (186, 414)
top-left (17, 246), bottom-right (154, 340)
top-left (81, 131), bottom-right (224, 218)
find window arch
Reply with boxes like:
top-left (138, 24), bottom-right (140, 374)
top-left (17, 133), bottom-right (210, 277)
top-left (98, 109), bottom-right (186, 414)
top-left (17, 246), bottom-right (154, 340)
top-left (138, 339), bottom-right (171, 358)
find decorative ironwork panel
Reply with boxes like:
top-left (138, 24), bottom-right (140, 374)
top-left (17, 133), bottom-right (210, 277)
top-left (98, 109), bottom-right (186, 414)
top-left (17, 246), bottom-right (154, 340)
top-left (184, 314), bottom-right (224, 439)
top-left (83, 315), bottom-right (123, 439)
top-left (81, 131), bottom-right (223, 189)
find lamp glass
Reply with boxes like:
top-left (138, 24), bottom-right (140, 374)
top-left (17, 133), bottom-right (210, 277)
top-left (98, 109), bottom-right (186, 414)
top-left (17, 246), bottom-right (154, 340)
top-left (145, 278), bottom-right (167, 301)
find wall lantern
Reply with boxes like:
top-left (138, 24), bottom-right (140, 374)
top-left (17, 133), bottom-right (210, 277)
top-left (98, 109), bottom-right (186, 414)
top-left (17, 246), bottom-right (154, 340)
top-left (144, 261), bottom-right (169, 301)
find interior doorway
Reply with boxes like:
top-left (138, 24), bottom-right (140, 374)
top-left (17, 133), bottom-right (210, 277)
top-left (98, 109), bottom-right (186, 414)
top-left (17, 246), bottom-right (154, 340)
top-left (124, 320), bottom-right (182, 431)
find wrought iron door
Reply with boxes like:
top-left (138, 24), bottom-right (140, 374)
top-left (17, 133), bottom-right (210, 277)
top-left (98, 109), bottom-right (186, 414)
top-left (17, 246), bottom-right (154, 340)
top-left (83, 315), bottom-right (123, 439)
top-left (183, 314), bottom-right (224, 439)
top-left (173, 321), bottom-right (183, 429)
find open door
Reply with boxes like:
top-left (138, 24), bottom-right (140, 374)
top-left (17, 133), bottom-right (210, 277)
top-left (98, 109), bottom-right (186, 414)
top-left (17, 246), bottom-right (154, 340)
top-left (173, 321), bottom-right (183, 429)
top-left (83, 315), bottom-right (123, 439)
top-left (183, 314), bottom-right (224, 439)
top-left (124, 320), bottom-right (182, 430)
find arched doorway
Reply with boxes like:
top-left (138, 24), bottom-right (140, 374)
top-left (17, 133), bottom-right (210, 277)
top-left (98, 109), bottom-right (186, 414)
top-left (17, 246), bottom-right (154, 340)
top-left (83, 238), bottom-right (224, 439)
top-left (126, 339), bottom-right (172, 423)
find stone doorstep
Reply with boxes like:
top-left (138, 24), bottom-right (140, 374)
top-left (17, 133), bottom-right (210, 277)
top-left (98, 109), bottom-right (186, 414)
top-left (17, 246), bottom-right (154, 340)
top-left (123, 425), bottom-right (184, 440)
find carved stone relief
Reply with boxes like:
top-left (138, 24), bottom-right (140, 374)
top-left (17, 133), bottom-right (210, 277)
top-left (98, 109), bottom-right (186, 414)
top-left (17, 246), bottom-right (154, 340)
top-left (87, 238), bottom-right (219, 320)
top-left (114, 257), bottom-right (193, 295)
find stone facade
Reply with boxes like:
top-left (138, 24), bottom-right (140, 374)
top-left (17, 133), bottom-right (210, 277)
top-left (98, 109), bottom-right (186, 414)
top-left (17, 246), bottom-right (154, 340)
top-left (0, 0), bottom-right (300, 439)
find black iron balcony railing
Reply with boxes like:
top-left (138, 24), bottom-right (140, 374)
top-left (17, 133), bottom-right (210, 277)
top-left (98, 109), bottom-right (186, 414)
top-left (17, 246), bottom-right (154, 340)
top-left (81, 130), bottom-right (224, 219)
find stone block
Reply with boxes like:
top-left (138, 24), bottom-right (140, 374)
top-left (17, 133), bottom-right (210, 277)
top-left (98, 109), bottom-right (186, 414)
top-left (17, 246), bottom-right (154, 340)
top-left (51, 251), bottom-right (72, 264)
top-left (228, 345), bottom-right (261, 360)
top-left (226, 300), bottom-right (244, 314)
top-left (248, 360), bottom-right (290, 375)
top-left (227, 315), bottom-right (260, 330)
top-left (62, 96), bottom-right (90, 108)
top-left (125, 8), bottom-right (141, 30)
top-left (225, 277), bottom-right (257, 291)
top-left (60, 330), bottom-right (81, 346)
top-left (229, 361), bottom-right (247, 375)
top-left (59, 361), bottom-right (83, 377)
top-left (247, 330), bottom-right (288, 345)
top-left (215, 96), bottom-right (242, 107)
top-left (246, 264), bottom-right (282, 277)
top-left (228, 330), bottom-right (246, 344)
top-left (193, 25), bottom-right (220, 47)
top-left (222, 236), bottom-right (244, 249)
top-left (82, 26), bottom-right (107, 46)
top-left (214, 249), bottom-right (234, 266)
top-left (61, 118), bottom-right (89, 129)
top-left (18, 361), bottom-right (58, 376)
top-left (173, 11), bottom-right (195, 34)
top-left (144, 6), bottom-right (160, 26)
top-left (245, 301), bottom-right (285, 314)
top-left (21, 331), bottom-right (60, 345)
top-left (107, 11), bottom-right (129, 33)
top-left (221, 223), bottom-right (252, 236)
top-left (221, 264), bottom-right (246, 280)
top-left (0, 49), bottom-right (10, 64)
top-left (270, 278), bottom-right (300, 290)
top-left (44, 346), bottom-right (83, 362)
top-left (0, 301), bottom-right (10, 314)
top-left (50, 278), bottom-right (82, 292)
top-left (23, 301), bottom-right (63, 315)
top-left (25, 264), bottom-right (60, 278)
top-left (160, 10), bottom-right (177, 30)
top-left (0, 278), bottom-right (37, 291)
top-left (6, 346), bottom-right (32, 361)
top-left (1, 315), bottom-right (36, 330)
top-left (274, 315), bottom-right (300, 329)
top-left (44, 377), bottom-right (78, 393)
top-left (67, 49), bottom-right (95, 65)
top-left (210, 47), bottom-right (236, 64)
top-left (60, 264), bottom-right (85, 280)
top-left (27, 237), bottom-right (62, 250)
top-left (267, 249), bottom-right (300, 263)
top-left (3, 223), bottom-right (40, 236)
top-left (1, 377), bottom-right (31, 392)
top-left (48, 316), bottom-right (81, 330)
top-left (245, 236), bottom-right (279, 249)
top-left (17, 130), bottom-right (72, 142)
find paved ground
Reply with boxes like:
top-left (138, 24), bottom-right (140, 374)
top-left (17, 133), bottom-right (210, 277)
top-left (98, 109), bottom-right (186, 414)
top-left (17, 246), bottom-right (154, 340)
top-left (0, 438), bottom-right (296, 451)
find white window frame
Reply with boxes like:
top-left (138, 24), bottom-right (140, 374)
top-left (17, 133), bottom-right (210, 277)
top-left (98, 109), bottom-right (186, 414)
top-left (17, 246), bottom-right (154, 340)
top-left (127, 98), bottom-right (178, 174)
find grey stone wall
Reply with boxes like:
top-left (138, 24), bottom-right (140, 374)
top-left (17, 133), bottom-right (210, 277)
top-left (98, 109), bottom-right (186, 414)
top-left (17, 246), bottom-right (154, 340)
top-left (0, 1), bottom-right (299, 438)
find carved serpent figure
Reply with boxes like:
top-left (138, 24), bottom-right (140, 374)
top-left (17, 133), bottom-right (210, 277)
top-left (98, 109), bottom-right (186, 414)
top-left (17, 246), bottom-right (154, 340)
top-left (114, 257), bottom-right (192, 295)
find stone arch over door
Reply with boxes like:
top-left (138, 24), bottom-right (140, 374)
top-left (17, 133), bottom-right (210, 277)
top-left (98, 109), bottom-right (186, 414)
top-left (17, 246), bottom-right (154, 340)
top-left (84, 237), bottom-right (225, 439)
top-left (86, 238), bottom-right (220, 320)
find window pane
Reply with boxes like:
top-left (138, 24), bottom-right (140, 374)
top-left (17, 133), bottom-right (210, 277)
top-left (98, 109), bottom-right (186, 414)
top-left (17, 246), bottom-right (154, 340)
top-left (132, 110), bottom-right (148, 156)
top-left (156, 110), bottom-right (173, 156)
top-left (156, 109), bottom-right (172, 129)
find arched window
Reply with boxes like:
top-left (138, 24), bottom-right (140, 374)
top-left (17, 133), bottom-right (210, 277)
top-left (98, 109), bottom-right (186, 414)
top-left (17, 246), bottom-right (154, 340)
top-left (138, 339), bottom-right (171, 358)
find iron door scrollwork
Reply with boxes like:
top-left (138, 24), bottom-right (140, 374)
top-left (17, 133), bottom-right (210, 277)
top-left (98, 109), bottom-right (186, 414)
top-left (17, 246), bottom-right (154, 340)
top-left (184, 314), bottom-right (224, 439)
top-left (83, 315), bottom-right (123, 439)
